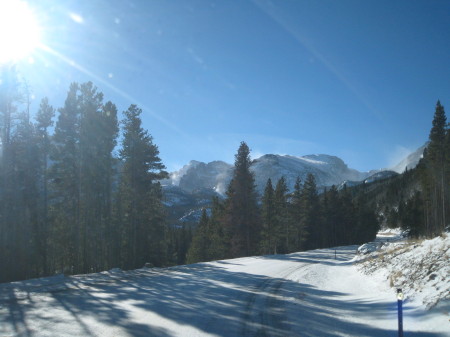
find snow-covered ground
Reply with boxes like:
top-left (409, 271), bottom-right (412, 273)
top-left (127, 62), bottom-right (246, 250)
top-left (355, 232), bottom-right (449, 311)
top-left (1, 238), bottom-right (448, 336)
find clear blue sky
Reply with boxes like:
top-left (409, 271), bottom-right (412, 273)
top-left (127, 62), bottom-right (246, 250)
top-left (18, 0), bottom-right (450, 172)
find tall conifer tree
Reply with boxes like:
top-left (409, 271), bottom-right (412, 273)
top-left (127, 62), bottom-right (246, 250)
top-left (223, 142), bottom-right (260, 257)
top-left (78, 81), bottom-right (106, 272)
top-left (207, 196), bottom-right (227, 260)
top-left (322, 186), bottom-right (340, 248)
top-left (9, 106), bottom-right (40, 280)
top-left (34, 97), bottom-right (55, 275)
top-left (186, 208), bottom-right (210, 263)
top-left (49, 82), bottom-right (81, 273)
top-left (426, 101), bottom-right (447, 234)
top-left (274, 177), bottom-right (290, 253)
top-left (261, 178), bottom-right (276, 254)
top-left (290, 177), bottom-right (306, 251)
top-left (301, 174), bottom-right (320, 250)
top-left (0, 66), bottom-right (22, 281)
top-left (117, 104), bottom-right (168, 269)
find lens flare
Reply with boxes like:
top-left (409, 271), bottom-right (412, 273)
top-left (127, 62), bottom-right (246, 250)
top-left (0, 0), bottom-right (41, 64)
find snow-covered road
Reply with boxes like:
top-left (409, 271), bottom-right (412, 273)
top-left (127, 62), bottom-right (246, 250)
top-left (1, 245), bottom-right (448, 336)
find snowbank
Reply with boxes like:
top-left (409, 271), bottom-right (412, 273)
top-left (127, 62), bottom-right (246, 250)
top-left (355, 233), bottom-right (450, 309)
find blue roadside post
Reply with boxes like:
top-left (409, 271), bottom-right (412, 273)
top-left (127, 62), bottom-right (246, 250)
top-left (397, 288), bottom-right (404, 337)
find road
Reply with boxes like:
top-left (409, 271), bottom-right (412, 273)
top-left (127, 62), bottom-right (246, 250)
top-left (0, 245), bottom-right (445, 336)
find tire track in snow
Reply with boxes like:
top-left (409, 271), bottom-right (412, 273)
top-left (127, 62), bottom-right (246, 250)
top-left (241, 262), bottom-right (310, 337)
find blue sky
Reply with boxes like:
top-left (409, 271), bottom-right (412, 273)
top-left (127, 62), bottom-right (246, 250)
top-left (16, 0), bottom-right (450, 172)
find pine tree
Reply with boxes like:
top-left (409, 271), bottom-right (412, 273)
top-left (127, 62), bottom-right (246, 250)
top-left (117, 104), bottom-right (168, 269)
top-left (425, 101), bottom-right (447, 235)
top-left (207, 196), bottom-right (227, 260)
top-left (429, 101), bottom-right (447, 160)
top-left (8, 108), bottom-right (40, 280)
top-left (260, 178), bottom-right (277, 254)
top-left (77, 82), bottom-right (119, 272)
top-left (444, 122), bottom-right (450, 229)
top-left (322, 185), bottom-right (340, 248)
top-left (353, 194), bottom-right (379, 244)
top-left (98, 101), bottom-right (119, 269)
top-left (274, 177), bottom-right (290, 253)
top-left (223, 142), bottom-right (260, 257)
top-left (301, 173), bottom-right (321, 250)
top-left (290, 177), bottom-right (306, 251)
top-left (49, 82), bottom-right (81, 274)
top-left (338, 185), bottom-right (356, 245)
top-left (417, 150), bottom-right (433, 235)
top-left (398, 191), bottom-right (424, 238)
top-left (186, 208), bottom-right (210, 263)
top-left (0, 66), bottom-right (22, 281)
top-left (34, 97), bottom-right (55, 276)
top-left (167, 225), bottom-right (193, 266)
top-left (77, 81), bottom-right (106, 272)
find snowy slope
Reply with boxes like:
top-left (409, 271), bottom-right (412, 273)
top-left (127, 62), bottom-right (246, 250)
top-left (390, 143), bottom-right (426, 173)
top-left (1, 241), bottom-right (448, 336)
top-left (355, 233), bottom-right (450, 310)
top-left (338, 170), bottom-right (399, 190)
top-left (251, 154), bottom-right (376, 193)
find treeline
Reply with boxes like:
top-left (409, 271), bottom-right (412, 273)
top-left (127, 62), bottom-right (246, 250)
top-left (382, 101), bottom-right (449, 237)
top-left (0, 68), bottom-right (168, 282)
top-left (186, 142), bottom-right (379, 263)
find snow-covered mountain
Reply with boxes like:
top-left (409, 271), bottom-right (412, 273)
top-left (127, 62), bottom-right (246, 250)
top-left (162, 154), bottom-right (379, 195)
top-left (161, 146), bottom-right (425, 226)
top-left (251, 154), bottom-right (377, 193)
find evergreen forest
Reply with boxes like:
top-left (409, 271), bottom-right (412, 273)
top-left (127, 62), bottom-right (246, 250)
top-left (1, 68), bottom-right (168, 282)
top-left (1, 67), bottom-right (449, 282)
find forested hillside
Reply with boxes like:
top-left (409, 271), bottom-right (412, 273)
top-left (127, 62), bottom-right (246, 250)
top-left (348, 101), bottom-right (449, 238)
top-left (186, 142), bottom-right (379, 263)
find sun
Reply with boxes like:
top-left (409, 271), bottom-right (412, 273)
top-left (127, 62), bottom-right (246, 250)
top-left (0, 0), bottom-right (41, 64)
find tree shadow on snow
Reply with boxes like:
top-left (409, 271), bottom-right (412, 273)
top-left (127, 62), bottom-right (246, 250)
top-left (0, 258), bottom-right (444, 337)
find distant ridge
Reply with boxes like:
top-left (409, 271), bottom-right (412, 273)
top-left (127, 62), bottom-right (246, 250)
top-left (163, 153), bottom-right (381, 194)
top-left (162, 144), bottom-right (425, 194)
top-left (161, 145), bottom-right (425, 225)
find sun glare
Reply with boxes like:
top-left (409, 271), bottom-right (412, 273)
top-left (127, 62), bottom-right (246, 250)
top-left (0, 0), bottom-right (41, 64)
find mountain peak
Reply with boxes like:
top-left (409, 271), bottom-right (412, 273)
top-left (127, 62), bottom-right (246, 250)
top-left (165, 153), bottom-right (371, 195)
top-left (251, 154), bottom-right (367, 192)
top-left (163, 145), bottom-right (425, 195)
